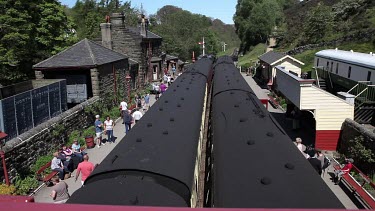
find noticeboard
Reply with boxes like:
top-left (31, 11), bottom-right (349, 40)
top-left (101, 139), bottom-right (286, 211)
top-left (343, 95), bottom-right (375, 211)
top-left (1, 97), bottom-right (17, 139)
top-left (15, 92), bottom-right (33, 135)
top-left (48, 83), bottom-right (61, 118)
top-left (0, 80), bottom-right (67, 141)
top-left (32, 86), bottom-right (49, 126)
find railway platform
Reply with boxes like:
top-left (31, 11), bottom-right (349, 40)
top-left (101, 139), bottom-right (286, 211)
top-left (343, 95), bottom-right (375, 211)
top-left (242, 73), bottom-right (358, 209)
top-left (33, 96), bottom-right (158, 203)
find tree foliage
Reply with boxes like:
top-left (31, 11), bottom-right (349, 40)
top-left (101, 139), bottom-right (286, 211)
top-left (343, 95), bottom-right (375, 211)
top-left (345, 136), bottom-right (375, 164)
top-left (150, 6), bottom-right (238, 61)
top-left (303, 3), bottom-right (333, 44)
top-left (69, 0), bottom-right (140, 40)
top-left (0, 0), bottom-right (77, 85)
top-left (234, 0), bottom-right (295, 52)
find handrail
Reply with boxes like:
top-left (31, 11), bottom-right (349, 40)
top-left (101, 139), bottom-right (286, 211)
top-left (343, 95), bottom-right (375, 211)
top-left (356, 88), bottom-right (368, 98)
top-left (314, 67), bottom-right (320, 88)
top-left (327, 71), bottom-right (333, 89)
top-left (332, 157), bottom-right (375, 206)
top-left (348, 84), bottom-right (359, 94)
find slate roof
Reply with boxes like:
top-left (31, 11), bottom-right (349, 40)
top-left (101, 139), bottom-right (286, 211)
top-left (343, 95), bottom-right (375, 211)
top-left (128, 27), bottom-right (162, 39)
top-left (316, 49), bottom-right (375, 69)
top-left (258, 51), bottom-right (286, 64)
top-left (165, 54), bottom-right (178, 61)
top-left (33, 38), bottom-right (128, 69)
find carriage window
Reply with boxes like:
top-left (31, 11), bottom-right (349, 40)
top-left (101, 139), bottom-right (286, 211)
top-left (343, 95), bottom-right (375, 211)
top-left (367, 71), bottom-right (372, 81)
top-left (316, 58), bottom-right (319, 67)
top-left (348, 66), bottom-right (351, 78)
top-left (330, 62), bottom-right (333, 72)
top-left (326, 61), bottom-right (329, 70)
top-left (336, 63), bottom-right (339, 74)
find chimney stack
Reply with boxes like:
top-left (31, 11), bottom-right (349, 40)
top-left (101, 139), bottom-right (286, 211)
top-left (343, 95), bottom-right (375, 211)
top-left (111, 12), bottom-right (125, 26)
top-left (139, 14), bottom-right (148, 37)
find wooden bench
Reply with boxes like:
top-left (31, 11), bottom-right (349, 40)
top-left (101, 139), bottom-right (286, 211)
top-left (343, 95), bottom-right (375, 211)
top-left (36, 146), bottom-right (86, 185)
top-left (333, 165), bottom-right (375, 209)
top-left (35, 161), bottom-right (58, 185)
top-left (268, 96), bottom-right (279, 109)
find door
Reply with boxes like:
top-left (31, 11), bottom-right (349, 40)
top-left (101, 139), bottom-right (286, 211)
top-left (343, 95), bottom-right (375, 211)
top-left (153, 65), bottom-right (158, 81)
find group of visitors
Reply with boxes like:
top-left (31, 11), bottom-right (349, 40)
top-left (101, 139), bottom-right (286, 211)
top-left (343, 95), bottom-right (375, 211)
top-left (293, 137), bottom-right (353, 184)
top-left (50, 143), bottom-right (95, 203)
top-left (94, 115), bottom-right (115, 148)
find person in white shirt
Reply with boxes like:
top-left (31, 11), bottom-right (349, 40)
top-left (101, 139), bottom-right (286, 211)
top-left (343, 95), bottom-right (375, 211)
top-left (104, 116), bottom-right (115, 143)
top-left (120, 99), bottom-right (128, 117)
top-left (132, 109), bottom-right (143, 123)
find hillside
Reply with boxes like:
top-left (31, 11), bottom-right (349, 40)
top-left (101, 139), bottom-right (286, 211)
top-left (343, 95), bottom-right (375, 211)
top-left (150, 5), bottom-right (239, 61)
top-left (280, 0), bottom-right (375, 48)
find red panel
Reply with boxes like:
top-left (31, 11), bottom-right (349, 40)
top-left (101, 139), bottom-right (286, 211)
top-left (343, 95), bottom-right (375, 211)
top-left (0, 203), bottom-right (370, 211)
top-left (315, 130), bottom-right (340, 151)
top-left (0, 195), bottom-right (34, 203)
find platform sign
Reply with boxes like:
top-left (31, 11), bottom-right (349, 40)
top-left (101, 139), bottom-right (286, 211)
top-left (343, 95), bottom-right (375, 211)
top-left (67, 84), bottom-right (87, 103)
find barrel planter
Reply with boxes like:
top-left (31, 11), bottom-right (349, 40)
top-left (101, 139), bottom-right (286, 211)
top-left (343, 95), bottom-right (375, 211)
top-left (85, 135), bottom-right (95, 149)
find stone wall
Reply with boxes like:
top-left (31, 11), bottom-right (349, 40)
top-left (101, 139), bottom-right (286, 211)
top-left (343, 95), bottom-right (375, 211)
top-left (287, 29), bottom-right (375, 55)
top-left (97, 61), bottom-right (129, 102)
top-left (339, 118), bottom-right (375, 175)
top-left (0, 97), bottom-right (99, 182)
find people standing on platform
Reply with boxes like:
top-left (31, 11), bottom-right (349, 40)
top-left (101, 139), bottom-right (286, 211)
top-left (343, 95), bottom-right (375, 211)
top-left (132, 109), bottom-right (143, 124)
top-left (50, 176), bottom-right (70, 203)
top-left (75, 154), bottom-right (95, 187)
top-left (94, 115), bottom-right (104, 148)
top-left (120, 99), bottom-right (128, 118)
top-left (144, 93), bottom-right (150, 110)
top-left (123, 110), bottom-right (133, 134)
top-left (167, 75), bottom-right (171, 86)
top-left (294, 138), bottom-right (309, 159)
top-left (307, 150), bottom-right (322, 175)
top-left (163, 74), bottom-right (168, 84)
top-left (160, 82), bottom-right (167, 95)
top-left (154, 84), bottom-right (160, 100)
top-left (51, 152), bottom-right (66, 180)
top-left (172, 65), bottom-right (176, 77)
top-left (104, 116), bottom-right (115, 143)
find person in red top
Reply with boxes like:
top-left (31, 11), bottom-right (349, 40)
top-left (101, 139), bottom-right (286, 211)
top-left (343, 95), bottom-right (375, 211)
top-left (334, 158), bottom-right (354, 185)
top-left (75, 154), bottom-right (95, 187)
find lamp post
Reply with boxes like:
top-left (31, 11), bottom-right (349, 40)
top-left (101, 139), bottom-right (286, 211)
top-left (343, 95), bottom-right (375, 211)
top-left (0, 150), bottom-right (9, 186)
top-left (125, 74), bottom-right (131, 104)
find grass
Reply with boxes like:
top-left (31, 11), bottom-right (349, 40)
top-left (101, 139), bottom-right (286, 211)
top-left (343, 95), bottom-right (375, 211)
top-left (238, 43), bottom-right (267, 67)
top-left (293, 41), bottom-right (375, 73)
top-left (216, 47), bottom-right (237, 57)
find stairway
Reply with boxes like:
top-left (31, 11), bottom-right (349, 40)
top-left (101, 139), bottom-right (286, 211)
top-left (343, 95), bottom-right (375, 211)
top-left (314, 78), bottom-right (327, 90)
top-left (354, 102), bottom-right (375, 124)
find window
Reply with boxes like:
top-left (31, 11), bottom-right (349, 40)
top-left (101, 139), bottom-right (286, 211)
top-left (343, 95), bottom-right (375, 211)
top-left (316, 58), bottom-right (319, 67)
top-left (326, 61), bottom-right (329, 70)
top-left (348, 66), bottom-right (351, 78)
top-left (367, 71), bottom-right (372, 81)
top-left (336, 63), bottom-right (339, 74)
top-left (330, 62), bottom-right (333, 72)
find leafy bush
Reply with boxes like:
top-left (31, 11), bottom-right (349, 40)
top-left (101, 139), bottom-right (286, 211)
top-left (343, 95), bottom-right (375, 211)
top-left (332, 0), bottom-right (366, 21)
top-left (67, 130), bottom-right (85, 147)
top-left (0, 184), bottom-right (16, 195)
top-left (14, 175), bottom-right (38, 195)
top-left (82, 126), bottom-right (95, 138)
top-left (30, 154), bottom-right (53, 175)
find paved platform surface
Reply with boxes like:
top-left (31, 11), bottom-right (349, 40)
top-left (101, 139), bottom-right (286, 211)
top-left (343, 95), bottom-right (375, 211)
top-left (243, 73), bottom-right (358, 209)
top-left (33, 95), bottom-right (157, 203)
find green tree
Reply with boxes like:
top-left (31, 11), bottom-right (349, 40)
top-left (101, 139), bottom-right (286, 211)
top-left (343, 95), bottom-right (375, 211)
top-left (0, 0), bottom-right (76, 85)
top-left (303, 3), bottom-right (333, 44)
top-left (234, 0), bottom-right (284, 52)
